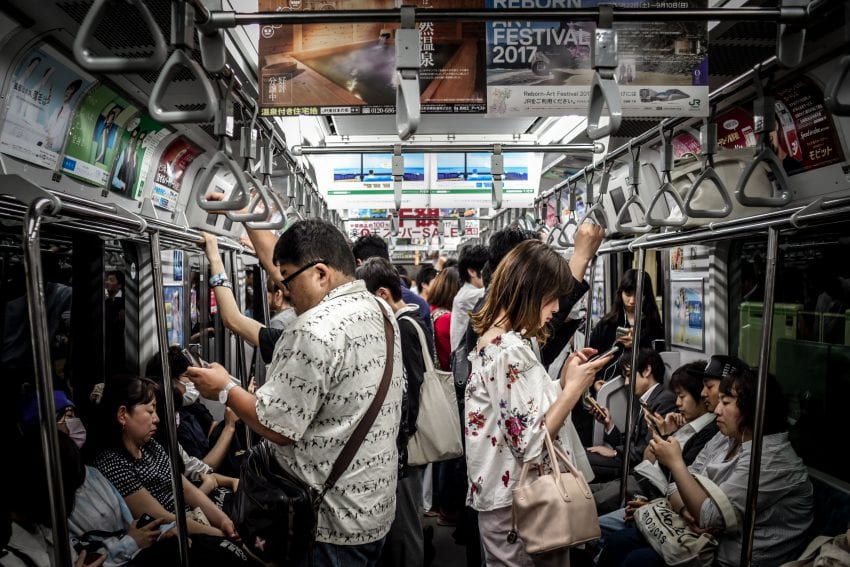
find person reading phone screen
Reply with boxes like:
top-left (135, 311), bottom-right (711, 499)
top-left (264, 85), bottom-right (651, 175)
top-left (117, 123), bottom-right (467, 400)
top-left (586, 348), bottom-right (677, 483)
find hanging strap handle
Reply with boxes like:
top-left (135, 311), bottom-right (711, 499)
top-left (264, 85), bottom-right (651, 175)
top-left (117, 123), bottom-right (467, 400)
top-left (685, 117), bottom-right (733, 218)
top-left (321, 298), bottom-right (395, 495)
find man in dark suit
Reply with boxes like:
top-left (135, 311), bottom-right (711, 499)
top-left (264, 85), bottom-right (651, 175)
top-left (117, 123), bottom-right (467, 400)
top-left (586, 348), bottom-right (678, 483)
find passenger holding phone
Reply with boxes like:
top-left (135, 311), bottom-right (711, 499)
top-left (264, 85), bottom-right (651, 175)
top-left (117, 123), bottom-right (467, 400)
top-left (585, 348), bottom-right (677, 483)
top-left (576, 269), bottom-right (664, 446)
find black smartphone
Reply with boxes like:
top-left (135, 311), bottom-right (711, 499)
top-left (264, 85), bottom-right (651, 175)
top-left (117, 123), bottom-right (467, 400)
top-left (137, 513), bottom-right (156, 528)
top-left (616, 326), bottom-right (630, 339)
top-left (180, 348), bottom-right (209, 368)
top-left (587, 342), bottom-right (624, 364)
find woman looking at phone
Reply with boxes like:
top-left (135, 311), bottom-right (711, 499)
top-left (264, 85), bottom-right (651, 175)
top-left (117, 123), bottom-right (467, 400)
top-left (465, 240), bottom-right (613, 566)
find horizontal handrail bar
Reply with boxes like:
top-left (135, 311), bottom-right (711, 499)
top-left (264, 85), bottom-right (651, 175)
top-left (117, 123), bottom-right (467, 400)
top-left (204, 7), bottom-right (808, 28)
top-left (598, 197), bottom-right (850, 252)
top-left (292, 143), bottom-right (602, 155)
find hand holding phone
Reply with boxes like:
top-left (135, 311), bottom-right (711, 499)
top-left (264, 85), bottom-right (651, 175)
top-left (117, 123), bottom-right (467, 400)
top-left (180, 348), bottom-right (209, 369)
top-left (586, 342), bottom-right (624, 364)
top-left (137, 513), bottom-right (156, 528)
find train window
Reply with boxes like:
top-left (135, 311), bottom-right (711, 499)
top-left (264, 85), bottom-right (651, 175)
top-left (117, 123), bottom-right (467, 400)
top-left (730, 222), bottom-right (850, 482)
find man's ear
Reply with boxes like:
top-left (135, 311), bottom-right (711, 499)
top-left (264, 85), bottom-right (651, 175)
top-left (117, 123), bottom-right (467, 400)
top-left (467, 268), bottom-right (478, 280)
top-left (376, 287), bottom-right (392, 303)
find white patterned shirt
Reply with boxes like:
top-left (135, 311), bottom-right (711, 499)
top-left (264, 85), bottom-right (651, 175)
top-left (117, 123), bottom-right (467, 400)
top-left (256, 280), bottom-right (403, 545)
top-left (465, 331), bottom-right (590, 512)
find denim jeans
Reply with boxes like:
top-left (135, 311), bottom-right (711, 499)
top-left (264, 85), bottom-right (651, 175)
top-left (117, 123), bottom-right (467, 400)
top-left (294, 538), bottom-right (386, 567)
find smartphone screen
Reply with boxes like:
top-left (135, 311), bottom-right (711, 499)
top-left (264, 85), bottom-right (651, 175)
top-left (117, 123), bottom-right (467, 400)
top-left (587, 342), bottom-right (624, 363)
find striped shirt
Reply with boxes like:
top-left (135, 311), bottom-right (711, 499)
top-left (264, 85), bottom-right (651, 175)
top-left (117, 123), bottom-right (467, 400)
top-left (668, 431), bottom-right (812, 566)
top-left (256, 280), bottom-right (403, 545)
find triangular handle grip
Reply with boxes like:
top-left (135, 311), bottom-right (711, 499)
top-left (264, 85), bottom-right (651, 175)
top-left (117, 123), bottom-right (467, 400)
top-left (646, 182), bottom-right (687, 227)
top-left (615, 193), bottom-right (651, 234)
top-left (825, 54), bottom-right (850, 116)
top-left (247, 179), bottom-right (288, 230)
top-left (149, 50), bottom-right (217, 123)
top-left (586, 72), bottom-right (622, 140)
top-left (735, 146), bottom-right (792, 207)
top-left (194, 150), bottom-right (251, 212)
top-left (74, 0), bottom-right (167, 72)
top-left (685, 166), bottom-right (733, 218)
top-left (227, 175), bottom-right (270, 222)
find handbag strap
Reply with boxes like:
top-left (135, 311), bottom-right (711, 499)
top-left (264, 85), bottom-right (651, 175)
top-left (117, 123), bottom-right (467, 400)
top-left (693, 473), bottom-right (740, 533)
top-left (321, 297), bottom-right (395, 495)
top-left (400, 315), bottom-right (436, 376)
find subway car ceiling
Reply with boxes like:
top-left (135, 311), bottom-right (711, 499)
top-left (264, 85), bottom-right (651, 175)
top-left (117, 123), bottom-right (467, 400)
top-left (0, 0), bottom-right (848, 255)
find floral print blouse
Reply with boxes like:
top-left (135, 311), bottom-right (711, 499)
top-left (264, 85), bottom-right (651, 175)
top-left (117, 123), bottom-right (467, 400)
top-left (465, 331), bottom-right (583, 512)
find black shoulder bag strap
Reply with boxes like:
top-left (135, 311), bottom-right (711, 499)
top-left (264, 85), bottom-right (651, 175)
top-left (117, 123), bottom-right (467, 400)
top-left (319, 297), bottom-right (395, 497)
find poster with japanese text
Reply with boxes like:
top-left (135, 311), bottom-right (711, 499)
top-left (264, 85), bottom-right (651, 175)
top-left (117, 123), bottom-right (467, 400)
top-left (0, 46), bottom-right (92, 169)
top-left (164, 285), bottom-right (184, 346)
top-left (257, 0), bottom-right (486, 116)
top-left (152, 137), bottom-right (203, 212)
top-left (485, 0), bottom-right (708, 117)
top-left (430, 152), bottom-right (541, 207)
top-left (715, 77), bottom-right (845, 176)
top-left (62, 85), bottom-right (137, 186)
top-left (671, 278), bottom-right (704, 351)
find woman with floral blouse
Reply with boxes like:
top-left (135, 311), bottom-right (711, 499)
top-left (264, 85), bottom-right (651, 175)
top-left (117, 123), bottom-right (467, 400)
top-left (465, 239), bottom-right (612, 566)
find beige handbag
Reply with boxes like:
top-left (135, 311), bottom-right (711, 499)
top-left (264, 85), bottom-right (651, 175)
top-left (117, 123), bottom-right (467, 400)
top-left (509, 429), bottom-right (600, 554)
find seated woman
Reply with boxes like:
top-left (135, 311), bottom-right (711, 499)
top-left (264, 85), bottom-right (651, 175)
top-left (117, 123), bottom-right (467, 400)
top-left (147, 347), bottom-right (244, 478)
top-left (598, 361), bottom-right (813, 567)
top-left (93, 376), bottom-right (243, 545)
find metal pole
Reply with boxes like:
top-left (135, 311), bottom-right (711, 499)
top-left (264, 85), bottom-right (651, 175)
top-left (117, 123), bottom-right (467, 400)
top-left (620, 247), bottom-right (646, 506)
top-left (199, 254), bottom-right (211, 362)
top-left (23, 198), bottom-right (71, 567)
top-left (292, 143), bottom-right (601, 155)
top-left (739, 226), bottom-right (779, 567)
top-left (582, 256), bottom-right (597, 348)
top-left (205, 7), bottom-right (806, 28)
top-left (149, 231), bottom-right (191, 567)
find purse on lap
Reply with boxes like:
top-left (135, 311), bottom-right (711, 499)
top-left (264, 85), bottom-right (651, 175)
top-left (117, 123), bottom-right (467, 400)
top-left (509, 429), bottom-right (601, 554)
top-left (635, 474), bottom-right (739, 567)
top-left (230, 299), bottom-right (396, 565)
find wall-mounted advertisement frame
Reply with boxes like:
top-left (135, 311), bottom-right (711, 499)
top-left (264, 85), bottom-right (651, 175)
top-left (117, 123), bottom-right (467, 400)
top-left (670, 277), bottom-right (705, 352)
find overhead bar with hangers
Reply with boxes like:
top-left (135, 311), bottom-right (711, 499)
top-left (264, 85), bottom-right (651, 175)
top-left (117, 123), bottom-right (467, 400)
top-left (197, 7), bottom-right (810, 28)
top-left (291, 143), bottom-right (602, 155)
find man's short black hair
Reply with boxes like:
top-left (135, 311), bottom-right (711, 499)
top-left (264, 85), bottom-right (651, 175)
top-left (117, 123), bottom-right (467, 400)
top-left (457, 244), bottom-right (489, 284)
top-left (483, 227), bottom-right (534, 287)
top-left (356, 257), bottom-right (402, 301)
top-left (415, 265), bottom-right (438, 290)
top-left (351, 234), bottom-right (389, 262)
top-left (106, 269), bottom-right (124, 286)
top-left (273, 219), bottom-right (356, 276)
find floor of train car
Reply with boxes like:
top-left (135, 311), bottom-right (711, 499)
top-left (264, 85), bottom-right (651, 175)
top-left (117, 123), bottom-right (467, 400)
top-left (423, 515), bottom-right (466, 567)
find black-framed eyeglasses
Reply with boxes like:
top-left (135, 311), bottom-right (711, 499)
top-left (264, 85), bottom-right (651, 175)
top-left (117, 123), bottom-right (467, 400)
top-left (281, 259), bottom-right (326, 290)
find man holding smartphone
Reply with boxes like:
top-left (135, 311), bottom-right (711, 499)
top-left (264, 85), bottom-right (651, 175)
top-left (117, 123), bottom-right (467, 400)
top-left (585, 348), bottom-right (677, 483)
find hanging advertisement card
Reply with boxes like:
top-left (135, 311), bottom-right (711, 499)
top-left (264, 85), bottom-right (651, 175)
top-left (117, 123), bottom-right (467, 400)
top-left (62, 85), bottom-right (137, 186)
top-left (485, 0), bottom-right (708, 118)
top-left (0, 46), bottom-right (92, 169)
top-left (257, 0), bottom-right (486, 117)
top-left (715, 76), bottom-right (845, 176)
top-left (322, 153), bottom-right (429, 208)
top-left (430, 152), bottom-right (541, 208)
top-left (152, 137), bottom-right (204, 212)
top-left (108, 114), bottom-right (169, 199)
top-left (164, 285), bottom-right (184, 346)
top-left (670, 278), bottom-right (705, 351)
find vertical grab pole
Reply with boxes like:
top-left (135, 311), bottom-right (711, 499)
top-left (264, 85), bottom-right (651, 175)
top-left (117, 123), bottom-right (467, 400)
top-left (740, 226), bottom-right (779, 567)
top-left (583, 256), bottom-right (597, 350)
top-left (620, 247), bottom-right (646, 506)
top-left (23, 198), bottom-right (72, 567)
top-left (149, 231), bottom-right (191, 567)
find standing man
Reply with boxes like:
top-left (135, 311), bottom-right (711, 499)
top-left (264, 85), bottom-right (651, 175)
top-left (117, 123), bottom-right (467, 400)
top-left (449, 244), bottom-right (488, 352)
top-left (187, 220), bottom-right (403, 566)
top-left (352, 235), bottom-right (434, 340)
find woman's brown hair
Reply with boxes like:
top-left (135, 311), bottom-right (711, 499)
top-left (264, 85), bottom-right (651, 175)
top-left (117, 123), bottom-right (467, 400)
top-left (471, 240), bottom-right (572, 344)
top-left (428, 266), bottom-right (460, 310)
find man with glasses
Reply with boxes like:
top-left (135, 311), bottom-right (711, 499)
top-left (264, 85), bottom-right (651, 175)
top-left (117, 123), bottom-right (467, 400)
top-left (189, 220), bottom-right (403, 566)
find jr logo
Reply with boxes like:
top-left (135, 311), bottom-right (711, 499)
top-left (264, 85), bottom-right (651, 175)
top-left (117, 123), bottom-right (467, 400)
top-left (689, 99), bottom-right (702, 108)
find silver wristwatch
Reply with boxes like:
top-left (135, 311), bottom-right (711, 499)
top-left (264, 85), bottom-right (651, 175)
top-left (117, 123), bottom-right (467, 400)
top-left (218, 380), bottom-right (236, 404)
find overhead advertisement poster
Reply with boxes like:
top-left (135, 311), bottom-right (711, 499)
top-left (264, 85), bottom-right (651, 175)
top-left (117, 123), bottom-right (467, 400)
top-left (152, 137), bottom-right (204, 212)
top-left (0, 46), bottom-right (92, 170)
top-left (485, 0), bottom-right (709, 117)
top-left (257, 0), bottom-right (486, 116)
top-left (430, 152), bottom-right (542, 207)
top-left (108, 114), bottom-right (169, 200)
top-left (323, 153), bottom-right (429, 208)
top-left (62, 85), bottom-right (137, 186)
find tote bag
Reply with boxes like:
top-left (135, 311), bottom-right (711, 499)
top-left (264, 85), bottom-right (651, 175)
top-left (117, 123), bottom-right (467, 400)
top-left (635, 474), bottom-right (739, 567)
top-left (403, 316), bottom-right (464, 466)
top-left (509, 429), bottom-right (600, 554)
